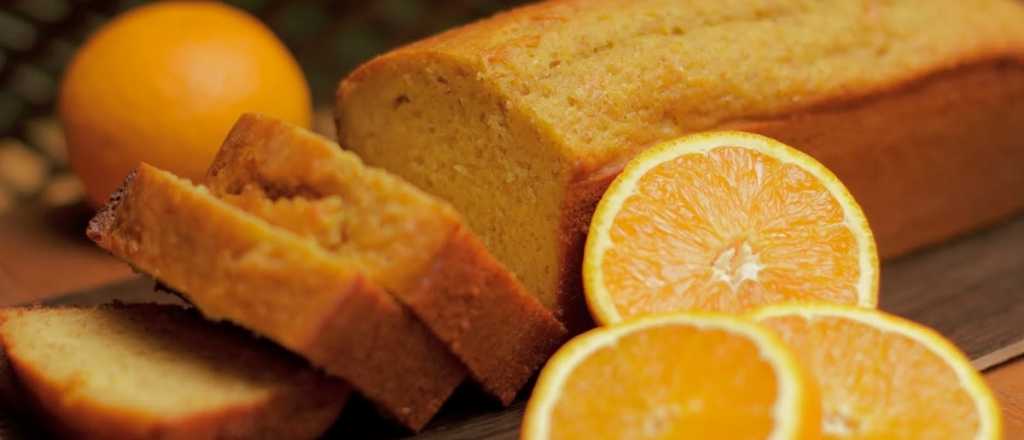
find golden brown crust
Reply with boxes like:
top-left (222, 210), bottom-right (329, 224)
top-left (345, 0), bottom-right (1024, 167)
top-left (297, 276), bottom-right (463, 428)
top-left (550, 60), bottom-right (1024, 333)
top-left (729, 60), bottom-right (1024, 257)
top-left (85, 167), bottom-right (136, 245)
top-left (557, 60), bottom-right (1024, 325)
top-left (209, 114), bottom-right (566, 404)
top-left (87, 165), bottom-right (465, 431)
top-left (556, 162), bottom-right (624, 333)
top-left (0, 304), bottom-right (349, 440)
top-left (404, 226), bottom-right (567, 403)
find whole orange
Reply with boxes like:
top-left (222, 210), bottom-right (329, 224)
top-left (60, 1), bottom-right (311, 206)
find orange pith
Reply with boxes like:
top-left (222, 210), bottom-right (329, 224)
top-left (522, 314), bottom-right (821, 440)
top-left (585, 132), bottom-right (878, 324)
top-left (753, 305), bottom-right (1002, 440)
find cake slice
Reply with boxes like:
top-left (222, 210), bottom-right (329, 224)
top-left (0, 304), bottom-right (348, 440)
top-left (205, 113), bottom-right (567, 404)
top-left (87, 164), bottom-right (466, 430)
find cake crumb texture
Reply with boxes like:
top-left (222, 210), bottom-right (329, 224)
top-left (206, 114), bottom-right (567, 404)
top-left (0, 304), bottom-right (348, 440)
top-left (87, 164), bottom-right (466, 431)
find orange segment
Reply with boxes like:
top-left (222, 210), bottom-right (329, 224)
top-left (753, 305), bottom-right (1002, 439)
top-left (522, 313), bottom-right (821, 440)
top-left (585, 131), bottom-right (878, 324)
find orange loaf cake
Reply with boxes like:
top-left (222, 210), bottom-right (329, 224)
top-left (87, 164), bottom-right (465, 431)
top-left (0, 304), bottom-right (348, 440)
top-left (337, 0), bottom-right (1024, 329)
top-left (205, 114), bottom-right (566, 404)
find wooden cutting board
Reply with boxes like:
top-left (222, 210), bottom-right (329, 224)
top-left (1, 215), bottom-right (1022, 439)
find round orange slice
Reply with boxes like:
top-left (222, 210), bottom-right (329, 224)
top-left (522, 313), bottom-right (821, 440)
top-left (584, 131), bottom-right (878, 324)
top-left (752, 304), bottom-right (1002, 439)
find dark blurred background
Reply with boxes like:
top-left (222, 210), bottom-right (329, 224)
top-left (0, 0), bottom-right (527, 211)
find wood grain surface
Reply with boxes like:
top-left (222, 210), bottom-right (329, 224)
top-left (0, 204), bottom-right (130, 306)
top-left (880, 215), bottom-right (1024, 369)
top-left (988, 357), bottom-right (1024, 438)
top-left (0, 209), bottom-right (1022, 438)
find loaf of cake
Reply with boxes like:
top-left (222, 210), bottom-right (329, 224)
top-left (336, 0), bottom-right (1024, 329)
top-left (0, 304), bottom-right (348, 440)
top-left (87, 164), bottom-right (465, 430)
top-left (205, 114), bottom-right (566, 404)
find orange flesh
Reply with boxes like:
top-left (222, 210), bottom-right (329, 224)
top-left (548, 325), bottom-right (780, 439)
top-left (760, 315), bottom-right (980, 439)
top-left (603, 146), bottom-right (860, 317)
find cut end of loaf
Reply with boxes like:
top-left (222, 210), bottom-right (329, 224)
top-left (338, 54), bottom-right (573, 323)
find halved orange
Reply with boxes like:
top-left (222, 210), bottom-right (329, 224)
top-left (522, 313), bottom-right (821, 440)
top-left (584, 131), bottom-right (878, 324)
top-left (753, 304), bottom-right (1002, 439)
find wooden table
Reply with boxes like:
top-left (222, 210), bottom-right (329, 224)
top-left (2, 204), bottom-right (1023, 438)
top-left (0, 204), bottom-right (130, 305)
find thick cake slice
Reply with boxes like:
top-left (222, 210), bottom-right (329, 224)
top-left (87, 164), bottom-right (465, 431)
top-left (0, 304), bottom-right (348, 440)
top-left (205, 113), bottom-right (566, 404)
top-left (336, 0), bottom-right (1024, 330)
